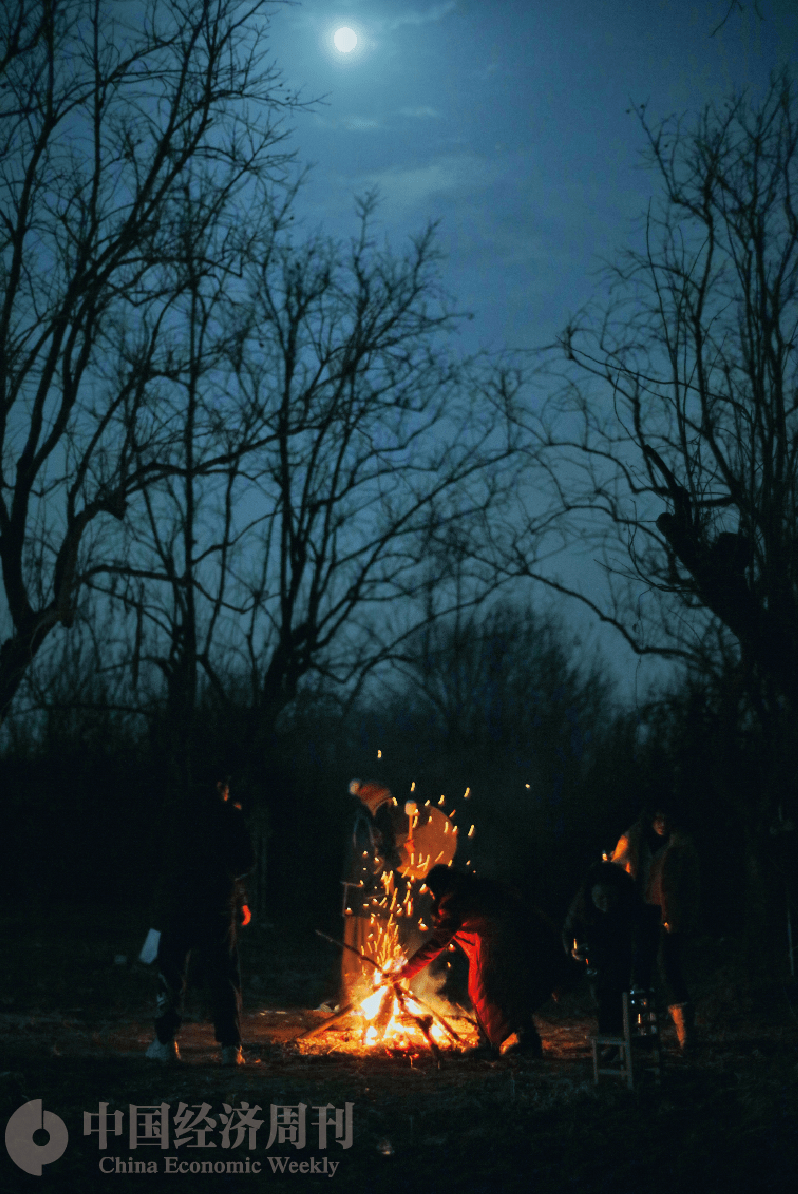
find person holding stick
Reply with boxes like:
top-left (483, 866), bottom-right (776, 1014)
top-left (396, 865), bottom-right (565, 1058)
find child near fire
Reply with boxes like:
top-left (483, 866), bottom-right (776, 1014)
top-left (562, 860), bottom-right (640, 1038)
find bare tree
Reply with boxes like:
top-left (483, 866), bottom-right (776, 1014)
top-left (510, 71), bottom-right (798, 708)
top-left (81, 194), bottom-right (532, 773)
top-left (505, 71), bottom-right (798, 933)
top-left (0, 0), bottom-right (304, 720)
top-left (84, 169), bottom-right (286, 788)
top-left (233, 196), bottom-right (530, 736)
top-left (710, 0), bottom-right (765, 38)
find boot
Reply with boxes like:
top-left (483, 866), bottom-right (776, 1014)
top-left (465, 1024), bottom-right (498, 1059)
top-left (463, 1041), bottom-right (498, 1059)
top-left (668, 1002), bottom-right (695, 1052)
top-left (501, 1029), bottom-right (544, 1059)
top-left (145, 1039), bottom-right (180, 1062)
top-left (221, 1045), bottom-right (245, 1066)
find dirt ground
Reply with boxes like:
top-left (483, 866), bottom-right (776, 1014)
top-left (1, 909), bottom-right (797, 1194)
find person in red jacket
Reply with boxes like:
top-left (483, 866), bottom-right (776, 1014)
top-left (397, 866), bottom-right (564, 1058)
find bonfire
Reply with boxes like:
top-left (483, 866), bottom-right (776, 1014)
top-left (298, 936), bottom-right (479, 1059)
top-left (298, 801), bottom-right (480, 1060)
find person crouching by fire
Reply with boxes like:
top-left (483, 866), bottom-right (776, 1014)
top-left (396, 865), bottom-right (565, 1059)
top-left (144, 775), bottom-right (255, 1066)
top-left (339, 780), bottom-right (406, 1004)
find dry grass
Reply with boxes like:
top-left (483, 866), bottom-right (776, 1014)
top-left (1, 909), bottom-right (796, 1194)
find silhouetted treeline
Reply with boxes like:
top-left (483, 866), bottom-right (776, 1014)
top-left (1, 604), bottom-right (794, 964)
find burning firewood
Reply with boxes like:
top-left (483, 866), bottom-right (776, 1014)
top-left (298, 1002), bottom-right (358, 1040)
top-left (297, 931), bottom-right (468, 1058)
top-left (364, 983), bottom-right (395, 1043)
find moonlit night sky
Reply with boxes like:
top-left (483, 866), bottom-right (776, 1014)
top-left (265, 0), bottom-right (794, 701)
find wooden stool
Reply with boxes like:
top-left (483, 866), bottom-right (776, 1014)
top-left (590, 991), bottom-right (663, 1090)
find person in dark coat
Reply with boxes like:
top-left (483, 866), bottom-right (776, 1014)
top-left (562, 860), bottom-right (641, 1036)
top-left (145, 778), bottom-right (255, 1066)
top-left (611, 801), bottom-right (700, 1050)
top-left (339, 779), bottom-right (405, 1004)
top-left (397, 866), bottom-right (564, 1058)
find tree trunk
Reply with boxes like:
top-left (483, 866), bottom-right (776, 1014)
top-left (248, 802), bottom-right (271, 926)
top-left (0, 618), bottom-right (58, 722)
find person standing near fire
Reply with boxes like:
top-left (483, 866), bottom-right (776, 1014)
top-left (397, 865), bottom-right (565, 1058)
top-left (563, 860), bottom-right (640, 1038)
top-left (339, 780), bottom-right (405, 1004)
top-left (610, 799), bottom-right (700, 1051)
top-left (144, 775), bottom-right (255, 1065)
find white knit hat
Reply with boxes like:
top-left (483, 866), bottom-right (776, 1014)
top-left (349, 779), bottom-right (392, 814)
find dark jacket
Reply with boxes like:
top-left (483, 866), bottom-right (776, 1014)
top-left (342, 804), bottom-right (402, 914)
top-left (152, 792), bottom-right (255, 930)
top-left (401, 873), bottom-right (563, 1048)
top-left (562, 861), bottom-right (640, 991)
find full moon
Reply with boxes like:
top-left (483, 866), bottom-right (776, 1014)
top-left (333, 27), bottom-right (357, 53)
